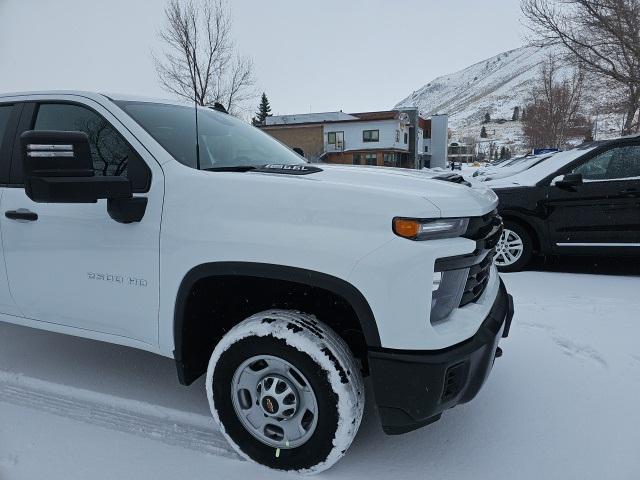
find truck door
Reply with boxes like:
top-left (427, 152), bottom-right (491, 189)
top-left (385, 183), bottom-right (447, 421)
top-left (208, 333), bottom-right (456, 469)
top-left (0, 102), bottom-right (23, 316)
top-left (0, 98), bottom-right (163, 345)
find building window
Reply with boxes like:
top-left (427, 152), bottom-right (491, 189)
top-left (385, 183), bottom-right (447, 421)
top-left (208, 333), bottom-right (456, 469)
top-left (365, 153), bottom-right (377, 165)
top-left (404, 132), bottom-right (408, 144)
top-left (424, 145), bottom-right (428, 152)
top-left (327, 131), bottom-right (344, 148)
top-left (396, 130), bottom-right (400, 142)
top-left (383, 153), bottom-right (399, 167)
top-left (353, 153), bottom-right (361, 165)
top-left (363, 130), bottom-right (379, 142)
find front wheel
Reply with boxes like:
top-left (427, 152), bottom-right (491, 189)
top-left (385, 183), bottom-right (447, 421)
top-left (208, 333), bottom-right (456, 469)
top-left (494, 221), bottom-right (534, 272)
top-left (206, 310), bottom-right (364, 474)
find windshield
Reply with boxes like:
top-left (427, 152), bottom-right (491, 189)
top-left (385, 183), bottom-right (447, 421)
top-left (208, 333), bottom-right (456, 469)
top-left (503, 157), bottom-right (527, 167)
top-left (116, 101), bottom-right (306, 170)
top-left (505, 155), bottom-right (546, 169)
top-left (488, 144), bottom-right (600, 186)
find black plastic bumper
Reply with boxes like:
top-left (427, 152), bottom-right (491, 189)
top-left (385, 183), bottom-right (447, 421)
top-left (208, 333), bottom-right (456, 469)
top-left (368, 279), bottom-right (514, 435)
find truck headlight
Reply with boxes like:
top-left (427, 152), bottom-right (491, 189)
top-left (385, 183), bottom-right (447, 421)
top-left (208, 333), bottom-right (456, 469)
top-left (393, 217), bottom-right (469, 241)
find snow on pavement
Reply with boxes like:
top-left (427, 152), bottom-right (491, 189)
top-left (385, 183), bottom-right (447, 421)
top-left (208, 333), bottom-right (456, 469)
top-left (1, 269), bottom-right (639, 479)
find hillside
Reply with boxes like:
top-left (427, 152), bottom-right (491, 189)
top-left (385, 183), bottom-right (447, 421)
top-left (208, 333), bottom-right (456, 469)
top-left (394, 45), bottom-right (623, 153)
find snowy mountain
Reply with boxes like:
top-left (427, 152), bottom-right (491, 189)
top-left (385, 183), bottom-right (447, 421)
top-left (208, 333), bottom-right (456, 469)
top-left (395, 45), bottom-right (556, 131)
top-left (395, 44), bottom-right (625, 152)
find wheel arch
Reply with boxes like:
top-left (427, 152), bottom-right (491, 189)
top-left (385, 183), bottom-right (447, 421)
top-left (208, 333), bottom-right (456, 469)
top-left (173, 262), bottom-right (381, 385)
top-left (500, 211), bottom-right (543, 253)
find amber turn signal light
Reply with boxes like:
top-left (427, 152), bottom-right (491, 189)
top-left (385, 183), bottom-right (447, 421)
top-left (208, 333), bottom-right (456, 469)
top-left (392, 218), bottom-right (421, 239)
top-left (392, 217), bottom-right (469, 241)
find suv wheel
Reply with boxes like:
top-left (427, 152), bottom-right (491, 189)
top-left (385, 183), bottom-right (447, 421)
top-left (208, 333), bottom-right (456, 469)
top-left (495, 221), bottom-right (533, 272)
top-left (206, 310), bottom-right (364, 473)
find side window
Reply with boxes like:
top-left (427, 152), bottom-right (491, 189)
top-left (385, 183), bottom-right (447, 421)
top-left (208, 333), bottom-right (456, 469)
top-left (0, 104), bottom-right (15, 183)
top-left (573, 145), bottom-right (640, 181)
top-left (0, 105), bottom-right (12, 144)
top-left (33, 103), bottom-right (150, 191)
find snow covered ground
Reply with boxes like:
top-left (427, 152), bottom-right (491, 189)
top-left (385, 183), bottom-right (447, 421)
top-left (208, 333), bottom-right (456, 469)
top-left (1, 261), bottom-right (639, 480)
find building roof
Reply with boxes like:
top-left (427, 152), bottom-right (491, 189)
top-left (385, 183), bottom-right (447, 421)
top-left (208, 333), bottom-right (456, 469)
top-left (264, 111), bottom-right (358, 126)
top-left (349, 111), bottom-right (399, 121)
top-left (264, 110), bottom-right (405, 128)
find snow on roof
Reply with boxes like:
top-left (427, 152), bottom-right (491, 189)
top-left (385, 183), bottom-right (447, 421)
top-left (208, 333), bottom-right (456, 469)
top-left (349, 111), bottom-right (398, 121)
top-left (265, 112), bottom-right (358, 126)
top-left (264, 110), bottom-right (404, 126)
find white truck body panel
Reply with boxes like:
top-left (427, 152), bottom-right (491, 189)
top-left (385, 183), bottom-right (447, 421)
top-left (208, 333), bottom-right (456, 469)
top-left (0, 90), bottom-right (501, 357)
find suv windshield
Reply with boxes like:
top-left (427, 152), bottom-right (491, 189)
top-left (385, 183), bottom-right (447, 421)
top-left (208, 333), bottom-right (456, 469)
top-left (116, 101), bottom-right (306, 170)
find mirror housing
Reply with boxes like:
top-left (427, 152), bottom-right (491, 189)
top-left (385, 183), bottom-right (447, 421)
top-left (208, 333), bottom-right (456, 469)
top-left (555, 172), bottom-right (583, 190)
top-left (21, 130), bottom-right (146, 223)
top-left (21, 130), bottom-right (132, 203)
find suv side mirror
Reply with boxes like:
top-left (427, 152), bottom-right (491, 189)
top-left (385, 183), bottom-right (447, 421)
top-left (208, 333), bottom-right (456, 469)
top-left (21, 130), bottom-right (146, 223)
top-left (555, 172), bottom-right (583, 190)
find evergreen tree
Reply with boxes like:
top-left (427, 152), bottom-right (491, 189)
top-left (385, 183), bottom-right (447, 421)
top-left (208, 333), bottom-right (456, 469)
top-left (521, 108), bottom-right (526, 121)
top-left (252, 92), bottom-right (272, 126)
top-left (499, 146), bottom-right (506, 159)
top-left (512, 106), bottom-right (520, 121)
top-left (480, 126), bottom-right (488, 138)
top-left (483, 112), bottom-right (491, 124)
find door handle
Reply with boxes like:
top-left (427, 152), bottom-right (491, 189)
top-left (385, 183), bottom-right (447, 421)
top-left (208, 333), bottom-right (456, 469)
top-left (5, 209), bottom-right (38, 221)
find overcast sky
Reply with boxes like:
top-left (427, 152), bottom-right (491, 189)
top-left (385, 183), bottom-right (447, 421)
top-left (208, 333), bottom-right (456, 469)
top-left (0, 0), bottom-right (525, 115)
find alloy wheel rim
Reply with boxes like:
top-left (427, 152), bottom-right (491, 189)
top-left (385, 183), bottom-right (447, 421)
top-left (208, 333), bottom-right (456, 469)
top-left (494, 228), bottom-right (524, 266)
top-left (230, 355), bottom-right (319, 449)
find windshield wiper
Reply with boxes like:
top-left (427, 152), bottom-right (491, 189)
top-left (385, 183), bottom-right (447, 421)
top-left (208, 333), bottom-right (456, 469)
top-left (204, 165), bottom-right (260, 172)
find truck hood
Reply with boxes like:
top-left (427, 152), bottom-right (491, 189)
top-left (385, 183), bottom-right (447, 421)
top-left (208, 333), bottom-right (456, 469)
top-left (256, 164), bottom-right (499, 217)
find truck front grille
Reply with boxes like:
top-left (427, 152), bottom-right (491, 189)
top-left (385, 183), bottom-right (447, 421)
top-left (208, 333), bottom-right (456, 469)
top-left (464, 209), bottom-right (502, 248)
top-left (457, 209), bottom-right (502, 307)
top-left (432, 210), bottom-right (503, 319)
top-left (459, 250), bottom-right (494, 307)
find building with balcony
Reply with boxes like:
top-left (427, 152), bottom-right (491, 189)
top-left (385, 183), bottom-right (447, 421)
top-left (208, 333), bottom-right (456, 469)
top-left (448, 141), bottom-right (476, 164)
top-left (260, 108), bottom-right (448, 169)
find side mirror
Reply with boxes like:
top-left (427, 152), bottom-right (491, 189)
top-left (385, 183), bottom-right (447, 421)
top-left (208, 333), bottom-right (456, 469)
top-left (555, 172), bottom-right (583, 190)
top-left (21, 130), bottom-right (146, 223)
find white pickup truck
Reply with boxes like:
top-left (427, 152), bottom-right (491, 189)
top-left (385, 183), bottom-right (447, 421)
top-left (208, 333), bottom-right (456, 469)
top-left (0, 91), bottom-right (513, 473)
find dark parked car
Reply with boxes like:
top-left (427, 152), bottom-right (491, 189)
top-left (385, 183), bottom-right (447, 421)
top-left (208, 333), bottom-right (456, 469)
top-left (484, 137), bottom-right (640, 271)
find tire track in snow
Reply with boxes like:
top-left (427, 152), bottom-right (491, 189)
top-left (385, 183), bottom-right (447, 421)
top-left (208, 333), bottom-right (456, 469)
top-left (0, 371), bottom-right (240, 460)
top-left (551, 337), bottom-right (608, 369)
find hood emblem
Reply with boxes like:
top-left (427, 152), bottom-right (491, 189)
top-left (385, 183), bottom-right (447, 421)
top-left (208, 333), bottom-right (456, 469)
top-left (256, 164), bottom-right (323, 175)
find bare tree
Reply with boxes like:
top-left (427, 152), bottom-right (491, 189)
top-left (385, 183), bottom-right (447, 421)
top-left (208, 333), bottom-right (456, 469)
top-left (154, 0), bottom-right (255, 116)
top-left (521, 0), bottom-right (640, 134)
top-left (522, 55), bottom-right (592, 148)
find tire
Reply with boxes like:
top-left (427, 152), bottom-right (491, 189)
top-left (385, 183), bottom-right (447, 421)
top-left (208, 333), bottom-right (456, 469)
top-left (206, 310), bottom-right (364, 474)
top-left (495, 220), bottom-right (534, 272)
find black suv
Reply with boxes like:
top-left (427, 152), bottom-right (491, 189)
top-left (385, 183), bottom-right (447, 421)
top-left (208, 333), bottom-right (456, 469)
top-left (485, 137), bottom-right (640, 271)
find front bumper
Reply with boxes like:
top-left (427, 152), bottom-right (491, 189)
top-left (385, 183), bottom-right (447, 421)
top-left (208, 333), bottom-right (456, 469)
top-left (368, 279), bottom-right (514, 435)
